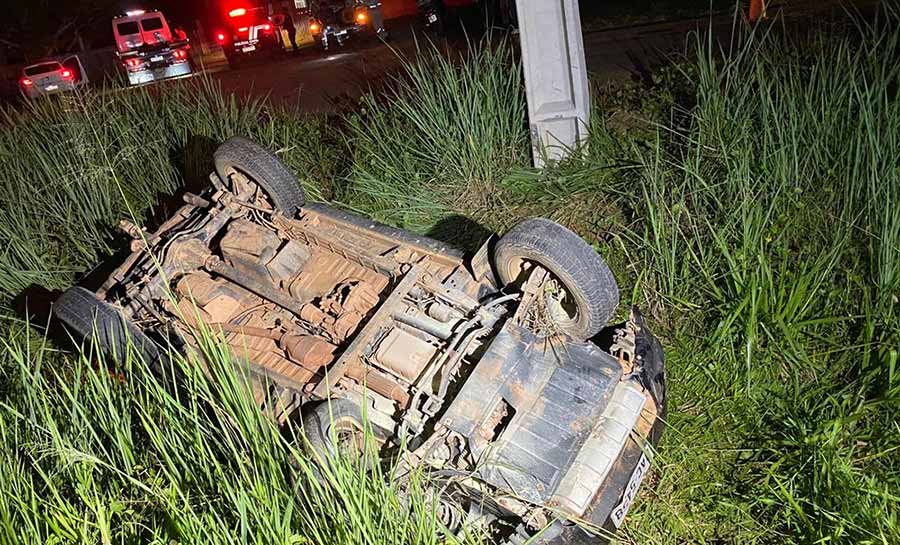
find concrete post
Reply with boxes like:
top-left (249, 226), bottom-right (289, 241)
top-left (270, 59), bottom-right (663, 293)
top-left (514, 0), bottom-right (591, 167)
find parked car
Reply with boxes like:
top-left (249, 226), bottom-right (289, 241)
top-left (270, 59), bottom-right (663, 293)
top-left (309, 0), bottom-right (388, 49)
top-left (53, 137), bottom-right (666, 544)
top-left (19, 57), bottom-right (86, 100)
top-left (113, 9), bottom-right (193, 86)
top-left (214, 4), bottom-right (282, 67)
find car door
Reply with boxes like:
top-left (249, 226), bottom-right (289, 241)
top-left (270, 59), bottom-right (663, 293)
top-left (61, 56), bottom-right (84, 85)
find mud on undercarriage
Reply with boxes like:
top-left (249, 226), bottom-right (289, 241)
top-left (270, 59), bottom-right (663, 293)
top-left (53, 137), bottom-right (667, 544)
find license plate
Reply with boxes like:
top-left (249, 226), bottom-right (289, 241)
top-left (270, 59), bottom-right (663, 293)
top-left (45, 84), bottom-right (59, 91)
top-left (151, 55), bottom-right (164, 62)
top-left (610, 453), bottom-right (651, 528)
top-left (427, 13), bottom-right (438, 23)
top-left (242, 45), bottom-right (256, 52)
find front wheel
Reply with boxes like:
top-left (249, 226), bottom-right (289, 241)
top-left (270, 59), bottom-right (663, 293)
top-left (302, 399), bottom-right (389, 463)
top-left (494, 218), bottom-right (619, 340)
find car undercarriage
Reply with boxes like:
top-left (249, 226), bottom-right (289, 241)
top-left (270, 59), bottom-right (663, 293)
top-left (53, 137), bottom-right (666, 544)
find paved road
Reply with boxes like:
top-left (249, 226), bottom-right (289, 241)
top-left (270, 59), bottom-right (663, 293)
top-left (208, 36), bottom-right (414, 112)
top-left (207, 0), bottom-right (874, 113)
top-left (204, 15), bottom-right (687, 113)
top-left (205, 20), bottom-right (470, 113)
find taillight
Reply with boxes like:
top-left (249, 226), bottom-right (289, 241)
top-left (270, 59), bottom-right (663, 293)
top-left (262, 23), bottom-right (272, 31)
top-left (173, 49), bottom-right (187, 60)
top-left (228, 7), bottom-right (247, 17)
top-left (21, 78), bottom-right (33, 87)
top-left (60, 69), bottom-right (73, 79)
top-left (216, 32), bottom-right (227, 43)
top-left (238, 26), bottom-right (249, 33)
top-left (356, 11), bottom-right (367, 23)
top-left (125, 58), bottom-right (142, 68)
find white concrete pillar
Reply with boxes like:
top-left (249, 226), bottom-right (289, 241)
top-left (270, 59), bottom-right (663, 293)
top-left (515, 0), bottom-right (591, 167)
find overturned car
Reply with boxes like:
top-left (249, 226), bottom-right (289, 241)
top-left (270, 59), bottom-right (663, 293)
top-left (53, 137), bottom-right (666, 543)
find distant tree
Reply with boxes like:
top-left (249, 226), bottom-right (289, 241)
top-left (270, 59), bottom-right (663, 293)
top-left (0, 0), bottom-right (119, 59)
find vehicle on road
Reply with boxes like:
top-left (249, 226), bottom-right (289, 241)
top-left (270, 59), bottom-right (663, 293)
top-left (215, 4), bottom-right (282, 67)
top-left (113, 9), bottom-right (193, 86)
top-left (309, 0), bottom-right (388, 50)
top-left (418, 0), bottom-right (447, 35)
top-left (19, 57), bottom-right (87, 100)
top-left (53, 137), bottom-right (666, 544)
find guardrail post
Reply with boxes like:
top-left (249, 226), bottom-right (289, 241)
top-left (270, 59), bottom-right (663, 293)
top-left (515, 0), bottom-right (591, 167)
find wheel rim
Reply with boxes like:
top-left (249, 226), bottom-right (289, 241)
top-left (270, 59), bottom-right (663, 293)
top-left (330, 416), bottom-right (366, 457)
top-left (224, 166), bottom-right (275, 212)
top-left (505, 257), bottom-right (582, 336)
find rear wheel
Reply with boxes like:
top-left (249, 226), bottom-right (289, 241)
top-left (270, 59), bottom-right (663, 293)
top-left (214, 136), bottom-right (306, 217)
top-left (494, 218), bottom-right (619, 340)
top-left (53, 287), bottom-right (167, 373)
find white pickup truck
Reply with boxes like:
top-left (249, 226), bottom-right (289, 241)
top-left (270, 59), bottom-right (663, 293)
top-left (113, 9), bottom-right (193, 86)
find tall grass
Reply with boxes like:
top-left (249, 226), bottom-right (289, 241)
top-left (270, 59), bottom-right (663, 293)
top-left (0, 327), bottom-right (465, 545)
top-left (341, 36), bottom-right (529, 232)
top-left (610, 10), bottom-right (900, 543)
top-left (0, 77), bottom-right (333, 303)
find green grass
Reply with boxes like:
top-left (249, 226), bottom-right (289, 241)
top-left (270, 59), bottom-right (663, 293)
top-left (0, 326), bottom-right (466, 544)
top-left (1, 7), bottom-right (900, 545)
top-left (341, 36), bottom-right (529, 233)
top-left (0, 79), bottom-right (335, 302)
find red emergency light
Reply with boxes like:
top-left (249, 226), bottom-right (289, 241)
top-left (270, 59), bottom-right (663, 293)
top-left (228, 7), bottom-right (247, 17)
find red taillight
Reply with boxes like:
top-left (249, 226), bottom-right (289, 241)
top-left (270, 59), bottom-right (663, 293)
top-left (238, 26), bottom-right (249, 32)
top-left (173, 49), bottom-right (188, 60)
top-left (216, 32), bottom-right (227, 43)
top-left (60, 69), bottom-right (73, 79)
top-left (126, 58), bottom-right (142, 68)
top-left (262, 23), bottom-right (272, 31)
top-left (21, 78), bottom-right (33, 87)
top-left (228, 7), bottom-right (247, 18)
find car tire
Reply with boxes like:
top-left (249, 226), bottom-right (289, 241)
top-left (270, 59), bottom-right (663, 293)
top-left (494, 218), bottom-right (619, 340)
top-left (53, 287), bottom-right (167, 374)
top-left (214, 136), bottom-right (306, 217)
top-left (302, 398), bottom-right (389, 461)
